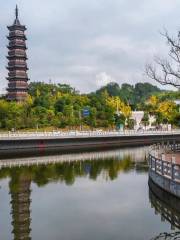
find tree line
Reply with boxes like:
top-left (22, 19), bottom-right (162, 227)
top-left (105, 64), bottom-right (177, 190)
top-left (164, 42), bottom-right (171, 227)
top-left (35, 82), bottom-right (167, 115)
top-left (0, 81), bottom-right (179, 130)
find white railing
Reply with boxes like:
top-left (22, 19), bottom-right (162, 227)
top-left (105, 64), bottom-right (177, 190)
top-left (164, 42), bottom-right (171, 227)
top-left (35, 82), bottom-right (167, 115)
top-left (0, 129), bottom-right (180, 139)
top-left (149, 145), bottom-right (180, 183)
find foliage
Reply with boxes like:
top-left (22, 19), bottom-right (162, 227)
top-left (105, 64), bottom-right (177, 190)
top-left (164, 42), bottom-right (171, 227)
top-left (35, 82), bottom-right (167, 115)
top-left (146, 95), bottom-right (179, 125)
top-left (0, 81), bottom-right (179, 130)
top-left (141, 112), bottom-right (149, 127)
top-left (96, 82), bottom-right (162, 108)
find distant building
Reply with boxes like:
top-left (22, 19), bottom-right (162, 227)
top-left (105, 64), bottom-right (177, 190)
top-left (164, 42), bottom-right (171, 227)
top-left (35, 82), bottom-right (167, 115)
top-left (130, 111), bottom-right (157, 130)
top-left (6, 5), bottom-right (29, 101)
top-left (130, 111), bottom-right (144, 130)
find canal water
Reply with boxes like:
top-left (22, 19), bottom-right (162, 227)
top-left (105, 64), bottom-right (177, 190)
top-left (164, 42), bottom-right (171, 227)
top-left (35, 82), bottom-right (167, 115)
top-left (0, 147), bottom-right (179, 240)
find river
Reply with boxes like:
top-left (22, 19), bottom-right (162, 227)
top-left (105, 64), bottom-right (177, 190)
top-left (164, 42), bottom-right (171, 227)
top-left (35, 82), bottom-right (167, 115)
top-left (0, 147), bottom-right (179, 240)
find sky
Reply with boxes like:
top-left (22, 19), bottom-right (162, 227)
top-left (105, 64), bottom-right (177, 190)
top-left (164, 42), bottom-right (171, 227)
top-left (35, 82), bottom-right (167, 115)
top-left (0, 0), bottom-right (180, 93)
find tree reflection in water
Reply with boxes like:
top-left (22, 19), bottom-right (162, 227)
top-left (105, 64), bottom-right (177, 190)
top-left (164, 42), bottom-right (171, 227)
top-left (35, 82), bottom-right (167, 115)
top-left (149, 179), bottom-right (180, 240)
top-left (0, 155), bottom-right (148, 187)
top-left (0, 152), bottom-right (147, 240)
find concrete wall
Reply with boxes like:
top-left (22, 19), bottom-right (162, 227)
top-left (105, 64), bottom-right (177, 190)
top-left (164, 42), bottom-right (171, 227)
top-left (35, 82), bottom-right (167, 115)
top-left (0, 134), bottom-right (180, 159)
top-left (149, 170), bottom-right (180, 198)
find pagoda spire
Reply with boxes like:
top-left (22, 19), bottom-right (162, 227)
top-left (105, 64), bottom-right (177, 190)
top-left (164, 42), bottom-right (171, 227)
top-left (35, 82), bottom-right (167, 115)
top-left (15, 5), bottom-right (18, 19)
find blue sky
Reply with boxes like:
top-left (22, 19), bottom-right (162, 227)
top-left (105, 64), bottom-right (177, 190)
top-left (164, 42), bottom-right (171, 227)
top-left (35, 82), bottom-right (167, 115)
top-left (0, 0), bottom-right (180, 93)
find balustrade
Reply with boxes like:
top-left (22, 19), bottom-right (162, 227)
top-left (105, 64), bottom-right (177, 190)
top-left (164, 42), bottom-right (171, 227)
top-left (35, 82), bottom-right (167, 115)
top-left (149, 152), bottom-right (180, 183)
top-left (9, 72), bottom-right (27, 78)
top-left (9, 41), bottom-right (26, 47)
top-left (8, 82), bottom-right (28, 88)
top-left (9, 31), bottom-right (24, 38)
top-left (8, 50), bottom-right (26, 57)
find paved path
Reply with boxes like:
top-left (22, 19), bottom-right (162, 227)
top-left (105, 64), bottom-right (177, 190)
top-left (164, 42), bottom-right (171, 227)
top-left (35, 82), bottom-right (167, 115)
top-left (155, 151), bottom-right (180, 165)
top-left (162, 153), bottom-right (180, 165)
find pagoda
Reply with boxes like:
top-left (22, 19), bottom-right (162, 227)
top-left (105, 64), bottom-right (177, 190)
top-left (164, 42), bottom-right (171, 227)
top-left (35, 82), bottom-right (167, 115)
top-left (6, 5), bottom-right (29, 101)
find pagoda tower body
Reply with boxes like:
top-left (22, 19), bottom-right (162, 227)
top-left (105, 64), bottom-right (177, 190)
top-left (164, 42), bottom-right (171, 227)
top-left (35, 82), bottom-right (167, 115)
top-left (6, 6), bottom-right (29, 101)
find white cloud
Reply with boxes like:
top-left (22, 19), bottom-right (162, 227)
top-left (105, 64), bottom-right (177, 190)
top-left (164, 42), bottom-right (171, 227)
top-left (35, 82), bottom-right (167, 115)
top-left (96, 72), bottom-right (115, 87)
top-left (1, 0), bottom-right (180, 92)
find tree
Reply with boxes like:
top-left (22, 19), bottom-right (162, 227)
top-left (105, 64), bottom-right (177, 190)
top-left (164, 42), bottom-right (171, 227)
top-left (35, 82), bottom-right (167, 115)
top-left (96, 82), bottom-right (120, 96)
top-left (146, 94), bottom-right (179, 125)
top-left (0, 81), bottom-right (178, 130)
top-left (126, 118), bottom-right (135, 129)
top-left (158, 100), bottom-right (178, 123)
top-left (106, 96), bottom-right (132, 119)
top-left (95, 82), bottom-right (161, 108)
top-left (146, 31), bottom-right (180, 89)
top-left (141, 112), bottom-right (149, 129)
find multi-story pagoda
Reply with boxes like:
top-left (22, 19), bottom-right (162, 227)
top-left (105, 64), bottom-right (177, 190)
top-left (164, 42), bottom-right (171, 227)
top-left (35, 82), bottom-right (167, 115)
top-left (6, 5), bottom-right (29, 101)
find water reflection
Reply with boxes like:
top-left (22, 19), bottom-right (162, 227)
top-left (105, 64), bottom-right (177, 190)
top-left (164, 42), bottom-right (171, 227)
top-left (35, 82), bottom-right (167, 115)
top-left (0, 148), bottom-right (148, 240)
top-left (10, 175), bottom-right (31, 240)
top-left (0, 148), bottom-right (148, 186)
top-left (0, 145), bottom-right (180, 240)
top-left (149, 179), bottom-right (180, 233)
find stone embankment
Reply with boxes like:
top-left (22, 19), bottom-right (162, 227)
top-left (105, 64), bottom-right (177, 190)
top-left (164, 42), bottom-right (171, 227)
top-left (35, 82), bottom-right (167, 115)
top-left (0, 131), bottom-right (180, 159)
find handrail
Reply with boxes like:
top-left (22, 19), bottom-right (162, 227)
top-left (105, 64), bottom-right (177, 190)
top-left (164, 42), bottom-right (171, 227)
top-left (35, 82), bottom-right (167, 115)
top-left (0, 129), bottom-right (180, 140)
top-left (149, 152), bottom-right (180, 184)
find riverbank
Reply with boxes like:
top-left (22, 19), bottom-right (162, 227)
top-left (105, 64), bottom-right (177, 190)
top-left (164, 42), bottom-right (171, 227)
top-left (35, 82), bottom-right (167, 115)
top-left (0, 131), bottom-right (180, 159)
top-left (148, 145), bottom-right (180, 198)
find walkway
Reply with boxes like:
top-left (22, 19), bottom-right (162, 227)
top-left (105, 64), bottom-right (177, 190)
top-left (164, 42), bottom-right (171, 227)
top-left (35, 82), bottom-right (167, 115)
top-left (155, 152), bottom-right (180, 165)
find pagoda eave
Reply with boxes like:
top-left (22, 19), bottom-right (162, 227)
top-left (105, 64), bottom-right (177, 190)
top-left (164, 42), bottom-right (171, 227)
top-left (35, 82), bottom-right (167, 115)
top-left (6, 78), bottom-right (29, 82)
top-left (6, 67), bottom-right (29, 71)
top-left (7, 56), bottom-right (27, 60)
top-left (7, 45), bottom-right (27, 50)
top-left (7, 25), bottom-right (26, 30)
top-left (7, 88), bottom-right (29, 91)
top-left (7, 36), bottom-right (27, 41)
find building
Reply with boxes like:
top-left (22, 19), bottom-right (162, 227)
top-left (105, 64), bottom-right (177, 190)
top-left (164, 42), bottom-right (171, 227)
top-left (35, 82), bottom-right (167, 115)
top-left (130, 111), bottom-right (144, 130)
top-left (6, 5), bottom-right (29, 101)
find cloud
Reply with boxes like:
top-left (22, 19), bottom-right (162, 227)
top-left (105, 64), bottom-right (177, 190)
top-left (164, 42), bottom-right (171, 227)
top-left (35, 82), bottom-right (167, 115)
top-left (96, 72), bottom-right (115, 87)
top-left (0, 0), bottom-right (180, 92)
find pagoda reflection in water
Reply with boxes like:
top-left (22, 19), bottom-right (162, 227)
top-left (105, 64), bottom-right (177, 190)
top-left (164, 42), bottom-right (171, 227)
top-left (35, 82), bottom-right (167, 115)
top-left (1, 149), bottom-right (147, 240)
top-left (9, 173), bottom-right (31, 240)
